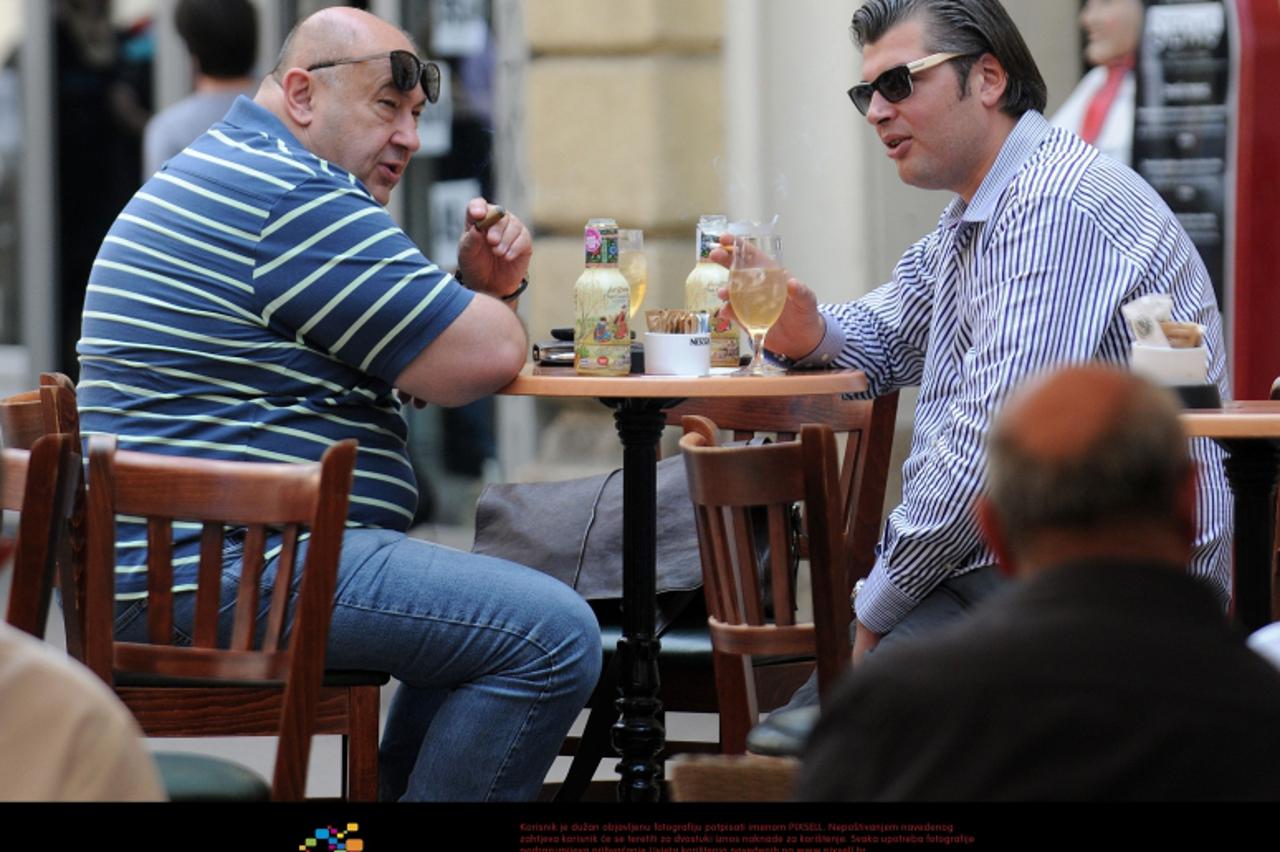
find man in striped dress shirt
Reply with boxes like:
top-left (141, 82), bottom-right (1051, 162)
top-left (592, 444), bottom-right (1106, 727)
top-left (76, 7), bottom-right (601, 801)
top-left (720, 0), bottom-right (1231, 708)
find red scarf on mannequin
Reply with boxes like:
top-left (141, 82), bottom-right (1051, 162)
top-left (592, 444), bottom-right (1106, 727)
top-left (1080, 55), bottom-right (1136, 144)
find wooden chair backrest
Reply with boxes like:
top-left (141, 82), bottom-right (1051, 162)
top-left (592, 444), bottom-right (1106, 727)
top-left (667, 391), bottom-right (898, 589)
top-left (84, 435), bottom-right (357, 800)
top-left (2, 433), bottom-right (78, 638)
top-left (679, 417), bottom-right (850, 750)
top-left (0, 373), bottom-right (80, 449)
top-left (0, 373), bottom-right (87, 658)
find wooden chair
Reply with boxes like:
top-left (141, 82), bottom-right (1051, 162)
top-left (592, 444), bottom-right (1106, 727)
top-left (0, 374), bottom-right (386, 801)
top-left (84, 435), bottom-right (357, 800)
top-left (0, 374), bottom-right (86, 656)
top-left (680, 417), bottom-right (851, 752)
top-left (2, 433), bottom-right (79, 639)
top-left (554, 391), bottom-right (898, 798)
top-left (667, 392), bottom-right (899, 582)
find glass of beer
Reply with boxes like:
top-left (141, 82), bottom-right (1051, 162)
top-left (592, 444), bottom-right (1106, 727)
top-left (618, 229), bottom-right (648, 319)
top-left (728, 233), bottom-right (786, 376)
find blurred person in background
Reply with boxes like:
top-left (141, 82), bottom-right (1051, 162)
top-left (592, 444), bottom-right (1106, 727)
top-left (143, 0), bottom-right (259, 178)
top-left (56, 0), bottom-right (152, 378)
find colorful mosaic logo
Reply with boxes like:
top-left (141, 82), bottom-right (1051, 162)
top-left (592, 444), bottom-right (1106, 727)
top-left (299, 824), bottom-right (363, 851)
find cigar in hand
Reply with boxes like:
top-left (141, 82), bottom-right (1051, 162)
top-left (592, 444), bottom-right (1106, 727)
top-left (474, 205), bottom-right (506, 231)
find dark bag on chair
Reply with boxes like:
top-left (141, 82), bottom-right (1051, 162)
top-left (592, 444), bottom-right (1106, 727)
top-left (473, 456), bottom-right (703, 633)
top-left (472, 447), bottom-right (795, 635)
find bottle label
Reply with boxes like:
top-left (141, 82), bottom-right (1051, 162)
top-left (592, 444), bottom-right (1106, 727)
top-left (584, 227), bottom-right (603, 263)
top-left (585, 229), bottom-right (618, 266)
top-left (686, 263), bottom-right (738, 367)
top-left (708, 305), bottom-right (739, 366)
top-left (575, 277), bottom-right (631, 375)
top-left (697, 227), bottom-right (721, 260)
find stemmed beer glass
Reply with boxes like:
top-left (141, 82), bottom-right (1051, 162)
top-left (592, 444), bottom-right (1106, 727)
top-left (728, 232), bottom-right (786, 376)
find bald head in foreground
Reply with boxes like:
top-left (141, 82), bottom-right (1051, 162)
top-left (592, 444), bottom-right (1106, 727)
top-left (977, 364), bottom-right (1196, 580)
top-left (798, 365), bottom-right (1280, 801)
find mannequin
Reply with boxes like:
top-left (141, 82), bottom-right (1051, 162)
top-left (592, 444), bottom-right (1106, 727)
top-left (1051, 0), bottom-right (1144, 164)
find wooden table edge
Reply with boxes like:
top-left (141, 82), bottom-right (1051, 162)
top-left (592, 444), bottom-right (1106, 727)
top-left (1181, 403), bottom-right (1280, 439)
top-left (497, 364), bottom-right (868, 399)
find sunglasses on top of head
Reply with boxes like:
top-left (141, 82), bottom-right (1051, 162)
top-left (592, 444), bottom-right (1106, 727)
top-left (847, 51), bottom-right (969, 116)
top-left (306, 49), bottom-right (441, 104)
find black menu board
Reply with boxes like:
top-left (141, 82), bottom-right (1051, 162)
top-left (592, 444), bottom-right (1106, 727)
top-left (1133, 0), bottom-right (1232, 308)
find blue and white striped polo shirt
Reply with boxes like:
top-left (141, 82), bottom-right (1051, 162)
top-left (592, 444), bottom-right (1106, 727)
top-left (78, 96), bottom-right (474, 599)
top-left (805, 111), bottom-right (1232, 633)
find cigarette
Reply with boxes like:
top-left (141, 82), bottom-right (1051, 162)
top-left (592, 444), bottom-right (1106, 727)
top-left (475, 205), bottom-right (506, 230)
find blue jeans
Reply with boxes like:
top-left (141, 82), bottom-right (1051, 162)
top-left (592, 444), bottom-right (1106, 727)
top-left (775, 565), bottom-right (1008, 712)
top-left (114, 528), bottom-right (602, 801)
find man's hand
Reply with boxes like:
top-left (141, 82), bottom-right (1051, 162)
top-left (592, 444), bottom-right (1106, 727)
top-left (708, 234), bottom-right (825, 359)
top-left (851, 621), bottom-right (882, 667)
top-left (456, 197), bottom-right (532, 301)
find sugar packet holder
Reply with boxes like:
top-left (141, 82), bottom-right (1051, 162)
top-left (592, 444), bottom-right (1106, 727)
top-left (1121, 294), bottom-right (1174, 348)
top-left (646, 309), bottom-right (709, 335)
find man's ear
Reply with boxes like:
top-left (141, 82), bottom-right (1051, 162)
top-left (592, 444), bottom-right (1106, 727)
top-left (973, 53), bottom-right (1008, 109)
top-left (976, 496), bottom-right (1019, 578)
top-left (278, 68), bottom-right (318, 127)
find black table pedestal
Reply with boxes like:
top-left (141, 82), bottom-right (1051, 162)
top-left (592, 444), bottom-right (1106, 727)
top-left (1217, 438), bottom-right (1279, 631)
top-left (606, 397), bottom-right (672, 802)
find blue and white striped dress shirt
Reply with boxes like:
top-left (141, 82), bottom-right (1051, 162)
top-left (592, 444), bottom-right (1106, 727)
top-left (798, 111), bottom-right (1231, 634)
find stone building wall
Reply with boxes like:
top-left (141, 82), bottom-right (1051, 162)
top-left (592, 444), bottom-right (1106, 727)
top-left (509, 0), bottom-right (727, 481)
top-left (522, 0), bottom-right (725, 348)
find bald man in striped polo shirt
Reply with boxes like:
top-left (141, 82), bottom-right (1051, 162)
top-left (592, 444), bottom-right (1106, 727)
top-left (77, 6), bottom-right (600, 801)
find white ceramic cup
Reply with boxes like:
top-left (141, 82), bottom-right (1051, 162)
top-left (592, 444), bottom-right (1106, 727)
top-left (645, 333), bottom-right (712, 376)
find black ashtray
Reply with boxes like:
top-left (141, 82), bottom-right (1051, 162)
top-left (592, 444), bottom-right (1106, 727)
top-left (1173, 383), bottom-right (1222, 409)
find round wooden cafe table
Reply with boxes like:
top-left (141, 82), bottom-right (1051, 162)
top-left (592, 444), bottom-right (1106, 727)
top-left (499, 364), bottom-right (867, 801)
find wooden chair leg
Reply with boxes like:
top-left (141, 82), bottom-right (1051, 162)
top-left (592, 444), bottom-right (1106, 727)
top-left (713, 651), bottom-right (756, 755)
top-left (345, 685), bottom-right (380, 801)
top-left (554, 656), bottom-right (621, 802)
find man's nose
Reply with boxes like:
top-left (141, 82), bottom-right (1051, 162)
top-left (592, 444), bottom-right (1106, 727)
top-left (865, 91), bottom-right (894, 124)
top-left (395, 109), bottom-right (422, 154)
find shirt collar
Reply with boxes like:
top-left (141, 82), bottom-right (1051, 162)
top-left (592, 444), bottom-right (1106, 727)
top-left (221, 95), bottom-right (308, 151)
top-left (946, 110), bottom-right (1053, 225)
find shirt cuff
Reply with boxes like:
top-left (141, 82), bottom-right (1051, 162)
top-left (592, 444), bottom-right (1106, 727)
top-left (785, 313), bottom-right (846, 369)
top-left (853, 566), bottom-right (922, 635)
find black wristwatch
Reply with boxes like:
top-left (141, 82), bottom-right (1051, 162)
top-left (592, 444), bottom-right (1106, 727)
top-left (453, 270), bottom-right (527, 302)
top-left (501, 277), bottom-right (529, 302)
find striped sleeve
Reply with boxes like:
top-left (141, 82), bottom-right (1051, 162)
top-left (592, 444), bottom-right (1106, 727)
top-left (852, 193), bottom-right (1144, 635)
top-left (252, 175), bottom-right (474, 385)
top-left (820, 234), bottom-right (940, 395)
